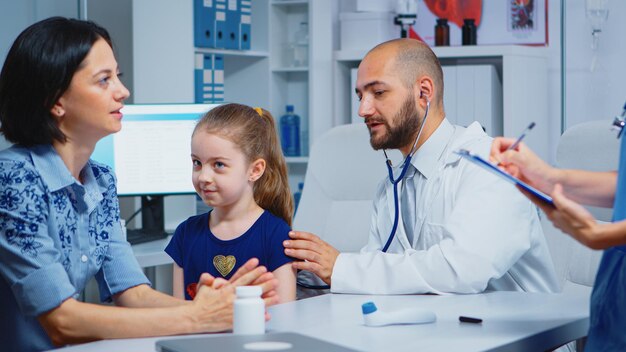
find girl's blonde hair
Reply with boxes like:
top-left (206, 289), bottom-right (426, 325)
top-left (193, 103), bottom-right (294, 226)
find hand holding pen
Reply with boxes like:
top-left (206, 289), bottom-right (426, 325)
top-left (489, 122), bottom-right (555, 193)
top-left (507, 122), bottom-right (535, 151)
top-left (490, 122), bottom-right (536, 166)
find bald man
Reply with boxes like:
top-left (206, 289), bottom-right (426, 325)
top-left (283, 39), bottom-right (559, 294)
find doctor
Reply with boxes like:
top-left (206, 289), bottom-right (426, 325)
top-left (284, 38), bottom-right (559, 294)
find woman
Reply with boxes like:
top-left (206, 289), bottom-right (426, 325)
top-left (491, 131), bottom-right (626, 351)
top-left (0, 17), bottom-right (276, 352)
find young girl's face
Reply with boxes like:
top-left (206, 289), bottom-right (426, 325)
top-left (191, 130), bottom-right (254, 208)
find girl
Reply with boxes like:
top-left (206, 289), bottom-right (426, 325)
top-left (166, 103), bottom-right (296, 303)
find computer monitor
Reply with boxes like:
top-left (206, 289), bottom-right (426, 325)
top-left (92, 103), bottom-right (219, 242)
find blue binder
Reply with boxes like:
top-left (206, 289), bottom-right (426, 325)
top-left (239, 0), bottom-right (251, 50)
top-left (194, 53), bottom-right (214, 103)
top-left (214, 0), bottom-right (228, 49)
top-left (193, 0), bottom-right (216, 48)
top-left (225, 0), bottom-right (241, 50)
top-left (213, 55), bottom-right (225, 102)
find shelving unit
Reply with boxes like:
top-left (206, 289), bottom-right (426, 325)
top-left (187, 0), bottom-right (334, 190)
top-left (332, 45), bottom-right (551, 160)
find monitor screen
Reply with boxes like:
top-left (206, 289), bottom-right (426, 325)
top-left (92, 103), bottom-right (219, 196)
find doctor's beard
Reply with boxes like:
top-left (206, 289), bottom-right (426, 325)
top-left (367, 94), bottom-right (421, 151)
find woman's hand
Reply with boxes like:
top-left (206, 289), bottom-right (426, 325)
top-left (189, 281), bottom-right (236, 332)
top-left (196, 258), bottom-right (279, 308)
top-left (490, 137), bottom-right (558, 194)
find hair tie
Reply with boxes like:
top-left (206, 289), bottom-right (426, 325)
top-left (253, 107), bottom-right (263, 116)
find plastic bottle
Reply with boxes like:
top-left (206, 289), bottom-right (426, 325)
top-left (434, 18), bottom-right (450, 46)
top-left (293, 182), bottom-right (304, 214)
top-left (462, 18), bottom-right (477, 45)
top-left (361, 301), bottom-right (436, 327)
top-left (233, 286), bottom-right (265, 335)
top-left (280, 105), bottom-right (301, 157)
top-left (292, 22), bottom-right (309, 67)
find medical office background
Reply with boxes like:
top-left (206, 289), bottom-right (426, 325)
top-left (0, 0), bottom-right (624, 293)
top-left (2, 0), bottom-right (626, 153)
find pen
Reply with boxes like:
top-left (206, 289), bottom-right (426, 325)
top-left (507, 122), bottom-right (536, 151)
top-left (459, 316), bottom-right (482, 324)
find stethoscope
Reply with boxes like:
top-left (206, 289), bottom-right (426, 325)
top-left (381, 93), bottom-right (430, 252)
top-left (297, 93), bottom-right (430, 290)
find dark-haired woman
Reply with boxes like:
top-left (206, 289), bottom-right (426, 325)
top-left (0, 17), bottom-right (276, 352)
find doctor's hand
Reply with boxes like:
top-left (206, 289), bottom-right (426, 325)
top-left (284, 231), bottom-right (340, 285)
top-left (490, 137), bottom-right (557, 194)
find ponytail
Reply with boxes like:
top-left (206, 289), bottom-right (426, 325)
top-left (193, 103), bottom-right (294, 225)
top-left (253, 108), bottom-right (293, 226)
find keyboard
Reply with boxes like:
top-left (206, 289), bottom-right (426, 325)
top-left (126, 229), bottom-right (169, 245)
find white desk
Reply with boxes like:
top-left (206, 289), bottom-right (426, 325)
top-left (131, 236), bottom-right (173, 268)
top-left (51, 285), bottom-right (591, 352)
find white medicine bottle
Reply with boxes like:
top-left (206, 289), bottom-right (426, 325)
top-left (233, 286), bottom-right (265, 335)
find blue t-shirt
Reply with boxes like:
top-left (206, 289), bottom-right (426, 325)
top-left (165, 210), bottom-right (292, 300)
top-left (585, 134), bottom-right (626, 351)
top-left (0, 145), bottom-right (149, 352)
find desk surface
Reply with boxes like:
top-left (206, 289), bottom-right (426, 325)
top-left (131, 236), bottom-right (173, 268)
top-left (51, 285), bottom-right (591, 352)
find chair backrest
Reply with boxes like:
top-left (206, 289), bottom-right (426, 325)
top-left (543, 119), bottom-right (618, 291)
top-left (556, 120), bottom-right (620, 221)
top-left (293, 123), bottom-right (400, 252)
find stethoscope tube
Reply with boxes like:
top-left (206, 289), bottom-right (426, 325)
top-left (381, 97), bottom-right (430, 252)
top-left (297, 95), bottom-right (430, 290)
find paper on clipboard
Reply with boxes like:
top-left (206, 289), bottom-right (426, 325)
top-left (455, 149), bottom-right (554, 206)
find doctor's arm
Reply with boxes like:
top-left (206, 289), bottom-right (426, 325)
top-left (330, 165), bottom-right (541, 295)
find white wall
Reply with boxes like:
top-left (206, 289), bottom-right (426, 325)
top-left (132, 0), bottom-right (195, 104)
top-left (87, 0), bottom-right (133, 101)
top-left (0, 0), bottom-right (78, 150)
top-left (564, 0), bottom-right (626, 129)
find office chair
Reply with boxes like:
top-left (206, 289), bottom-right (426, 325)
top-left (542, 120), bottom-right (619, 291)
top-left (293, 123), bottom-right (399, 296)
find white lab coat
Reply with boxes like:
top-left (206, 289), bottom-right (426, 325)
top-left (331, 119), bottom-right (559, 294)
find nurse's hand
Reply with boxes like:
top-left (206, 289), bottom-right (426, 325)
top-left (283, 231), bottom-right (339, 285)
top-left (523, 183), bottom-right (617, 250)
top-left (490, 137), bottom-right (557, 194)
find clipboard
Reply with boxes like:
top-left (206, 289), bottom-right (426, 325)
top-left (455, 149), bottom-right (554, 206)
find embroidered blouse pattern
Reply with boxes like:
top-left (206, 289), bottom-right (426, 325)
top-left (0, 159), bottom-right (118, 268)
top-left (0, 161), bottom-right (47, 258)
